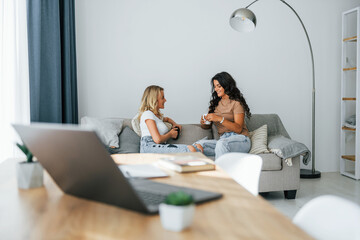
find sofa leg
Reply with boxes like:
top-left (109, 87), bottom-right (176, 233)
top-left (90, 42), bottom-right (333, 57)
top-left (259, 192), bottom-right (269, 198)
top-left (284, 190), bottom-right (297, 199)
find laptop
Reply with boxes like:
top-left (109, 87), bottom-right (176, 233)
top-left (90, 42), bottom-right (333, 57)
top-left (13, 123), bottom-right (222, 214)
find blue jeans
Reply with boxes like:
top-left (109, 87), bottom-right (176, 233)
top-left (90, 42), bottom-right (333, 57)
top-left (140, 136), bottom-right (191, 153)
top-left (195, 132), bottom-right (251, 159)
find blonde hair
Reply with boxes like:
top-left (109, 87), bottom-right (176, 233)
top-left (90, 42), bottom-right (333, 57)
top-left (138, 85), bottom-right (164, 120)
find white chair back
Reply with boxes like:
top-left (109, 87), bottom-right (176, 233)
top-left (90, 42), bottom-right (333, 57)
top-left (293, 195), bottom-right (360, 240)
top-left (215, 153), bottom-right (262, 196)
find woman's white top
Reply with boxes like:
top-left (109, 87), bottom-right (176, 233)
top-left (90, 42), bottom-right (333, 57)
top-left (140, 110), bottom-right (169, 137)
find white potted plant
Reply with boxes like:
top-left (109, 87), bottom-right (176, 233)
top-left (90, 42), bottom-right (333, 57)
top-left (159, 191), bottom-right (195, 232)
top-left (16, 143), bottom-right (43, 189)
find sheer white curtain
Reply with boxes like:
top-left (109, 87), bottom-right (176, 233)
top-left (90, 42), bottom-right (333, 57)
top-left (0, 0), bottom-right (30, 162)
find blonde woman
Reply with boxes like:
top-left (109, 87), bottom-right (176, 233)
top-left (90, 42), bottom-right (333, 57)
top-left (138, 85), bottom-right (197, 153)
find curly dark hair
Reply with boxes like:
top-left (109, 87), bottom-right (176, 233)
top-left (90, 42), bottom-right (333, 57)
top-left (208, 72), bottom-right (251, 118)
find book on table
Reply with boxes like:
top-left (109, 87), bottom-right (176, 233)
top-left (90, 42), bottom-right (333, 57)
top-left (158, 156), bottom-right (215, 173)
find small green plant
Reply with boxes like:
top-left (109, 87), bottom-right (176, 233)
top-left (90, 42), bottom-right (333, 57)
top-left (164, 191), bottom-right (194, 206)
top-left (16, 143), bottom-right (33, 163)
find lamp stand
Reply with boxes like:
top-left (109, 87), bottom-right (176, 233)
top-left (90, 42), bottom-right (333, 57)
top-left (235, 0), bottom-right (321, 178)
top-left (300, 169), bottom-right (321, 179)
top-left (278, 0), bottom-right (321, 179)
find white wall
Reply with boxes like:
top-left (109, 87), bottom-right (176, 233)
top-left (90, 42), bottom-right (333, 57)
top-left (75, 0), bottom-right (359, 172)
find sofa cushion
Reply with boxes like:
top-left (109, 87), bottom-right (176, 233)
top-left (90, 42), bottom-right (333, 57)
top-left (167, 124), bottom-right (213, 145)
top-left (107, 127), bottom-right (140, 154)
top-left (81, 116), bottom-right (123, 148)
top-left (212, 124), bottom-right (220, 140)
top-left (258, 153), bottom-right (282, 171)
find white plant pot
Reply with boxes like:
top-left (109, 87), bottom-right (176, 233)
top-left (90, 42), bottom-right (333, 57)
top-left (159, 203), bottom-right (195, 232)
top-left (16, 161), bottom-right (44, 189)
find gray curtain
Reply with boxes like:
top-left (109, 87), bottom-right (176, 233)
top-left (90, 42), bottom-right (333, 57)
top-left (27, 0), bottom-right (78, 123)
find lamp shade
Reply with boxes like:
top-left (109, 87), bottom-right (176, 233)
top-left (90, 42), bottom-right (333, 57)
top-left (229, 8), bottom-right (257, 32)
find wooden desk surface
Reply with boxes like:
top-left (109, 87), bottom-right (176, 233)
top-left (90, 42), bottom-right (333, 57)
top-left (0, 153), bottom-right (312, 240)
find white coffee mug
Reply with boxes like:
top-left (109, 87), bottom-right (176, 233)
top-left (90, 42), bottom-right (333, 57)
top-left (202, 114), bottom-right (211, 125)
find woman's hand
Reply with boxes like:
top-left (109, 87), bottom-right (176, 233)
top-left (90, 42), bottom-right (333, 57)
top-left (169, 128), bottom-right (179, 139)
top-left (200, 115), bottom-right (212, 129)
top-left (172, 123), bottom-right (182, 131)
top-left (164, 117), bottom-right (182, 131)
top-left (205, 113), bottom-right (222, 122)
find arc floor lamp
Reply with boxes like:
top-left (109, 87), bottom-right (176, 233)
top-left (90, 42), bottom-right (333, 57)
top-left (229, 0), bottom-right (321, 178)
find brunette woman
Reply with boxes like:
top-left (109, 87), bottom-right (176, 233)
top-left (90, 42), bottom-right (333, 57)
top-left (194, 72), bottom-right (251, 159)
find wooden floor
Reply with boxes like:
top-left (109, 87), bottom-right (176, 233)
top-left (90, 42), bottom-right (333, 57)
top-left (263, 172), bottom-right (360, 219)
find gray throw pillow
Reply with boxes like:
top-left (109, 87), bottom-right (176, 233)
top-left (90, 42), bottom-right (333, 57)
top-left (107, 127), bottom-right (140, 154)
top-left (81, 117), bottom-right (123, 148)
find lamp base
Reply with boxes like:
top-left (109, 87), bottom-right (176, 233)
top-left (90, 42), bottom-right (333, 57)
top-left (300, 169), bottom-right (321, 179)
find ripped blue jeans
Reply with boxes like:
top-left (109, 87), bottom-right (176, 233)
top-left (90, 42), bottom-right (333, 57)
top-left (195, 132), bottom-right (251, 159)
top-left (140, 136), bottom-right (192, 153)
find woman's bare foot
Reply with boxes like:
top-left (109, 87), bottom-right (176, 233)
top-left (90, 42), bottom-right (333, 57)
top-left (195, 144), bottom-right (204, 153)
top-left (187, 145), bottom-right (196, 152)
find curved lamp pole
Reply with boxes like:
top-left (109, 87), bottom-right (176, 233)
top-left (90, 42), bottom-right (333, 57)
top-left (230, 0), bottom-right (320, 178)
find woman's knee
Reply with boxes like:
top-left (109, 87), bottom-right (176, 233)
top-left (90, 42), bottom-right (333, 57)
top-left (215, 139), bottom-right (229, 156)
top-left (215, 139), bottom-right (227, 149)
top-left (227, 137), bottom-right (251, 153)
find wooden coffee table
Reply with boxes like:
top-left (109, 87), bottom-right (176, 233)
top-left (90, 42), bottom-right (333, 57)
top-left (0, 153), bottom-right (312, 239)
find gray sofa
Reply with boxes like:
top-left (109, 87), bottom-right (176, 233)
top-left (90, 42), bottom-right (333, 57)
top-left (82, 114), bottom-right (301, 199)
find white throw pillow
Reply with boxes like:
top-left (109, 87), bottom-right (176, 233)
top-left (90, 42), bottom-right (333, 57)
top-left (81, 117), bottom-right (123, 148)
top-left (132, 113), bottom-right (172, 137)
top-left (249, 124), bottom-right (269, 154)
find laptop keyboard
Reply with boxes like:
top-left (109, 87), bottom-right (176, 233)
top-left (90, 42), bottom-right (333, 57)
top-left (135, 190), bottom-right (166, 205)
top-left (129, 178), bottom-right (222, 212)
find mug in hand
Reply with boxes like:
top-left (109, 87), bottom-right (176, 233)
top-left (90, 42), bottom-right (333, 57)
top-left (172, 126), bottom-right (180, 140)
top-left (202, 114), bottom-right (211, 125)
